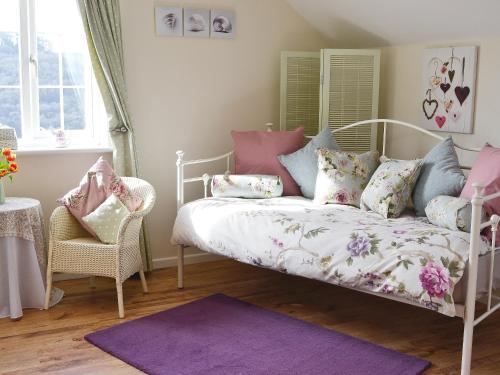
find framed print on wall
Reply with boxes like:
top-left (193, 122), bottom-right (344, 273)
top-left (184, 8), bottom-right (210, 38)
top-left (155, 6), bottom-right (183, 37)
top-left (421, 46), bottom-right (477, 134)
top-left (210, 9), bottom-right (235, 39)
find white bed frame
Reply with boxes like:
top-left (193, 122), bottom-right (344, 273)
top-left (175, 119), bottom-right (500, 375)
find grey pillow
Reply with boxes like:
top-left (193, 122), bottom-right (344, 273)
top-left (412, 136), bottom-right (466, 216)
top-left (278, 128), bottom-right (339, 199)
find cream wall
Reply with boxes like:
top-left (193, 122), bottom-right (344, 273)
top-left (119, 0), bottom-right (332, 266)
top-left (379, 37), bottom-right (500, 166)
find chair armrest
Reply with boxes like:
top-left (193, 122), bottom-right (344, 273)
top-left (116, 211), bottom-right (144, 247)
top-left (50, 206), bottom-right (90, 242)
top-left (113, 178), bottom-right (156, 250)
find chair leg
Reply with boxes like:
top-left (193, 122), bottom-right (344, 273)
top-left (44, 270), bottom-right (53, 310)
top-left (139, 269), bottom-right (148, 293)
top-left (89, 276), bottom-right (96, 289)
top-left (177, 245), bottom-right (184, 289)
top-left (116, 279), bottom-right (124, 319)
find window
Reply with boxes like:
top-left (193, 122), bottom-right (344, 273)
top-left (0, 0), bottom-right (106, 148)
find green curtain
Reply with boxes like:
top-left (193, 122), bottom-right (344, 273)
top-left (77, 0), bottom-right (152, 271)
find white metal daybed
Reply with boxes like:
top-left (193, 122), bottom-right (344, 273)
top-left (171, 119), bottom-right (500, 375)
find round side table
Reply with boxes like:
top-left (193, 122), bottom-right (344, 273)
top-left (0, 197), bottom-right (63, 319)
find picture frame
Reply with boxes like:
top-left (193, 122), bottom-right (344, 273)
top-left (155, 6), bottom-right (183, 37)
top-left (184, 8), bottom-right (210, 38)
top-left (210, 9), bottom-right (235, 39)
top-left (421, 46), bottom-right (477, 134)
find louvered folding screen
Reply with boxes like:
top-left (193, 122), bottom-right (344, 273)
top-left (320, 49), bottom-right (380, 152)
top-left (280, 51), bottom-right (321, 137)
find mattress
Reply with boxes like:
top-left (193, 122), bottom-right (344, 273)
top-left (172, 197), bottom-right (494, 316)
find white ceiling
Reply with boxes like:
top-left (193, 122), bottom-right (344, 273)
top-left (287, 0), bottom-right (500, 46)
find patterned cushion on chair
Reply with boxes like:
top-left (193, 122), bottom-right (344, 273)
top-left (58, 157), bottom-right (142, 237)
top-left (82, 194), bottom-right (130, 244)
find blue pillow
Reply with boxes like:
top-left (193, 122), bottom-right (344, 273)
top-left (278, 128), bottom-right (339, 199)
top-left (412, 136), bottom-right (466, 216)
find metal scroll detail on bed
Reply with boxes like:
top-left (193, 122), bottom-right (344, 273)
top-left (173, 119), bottom-right (500, 375)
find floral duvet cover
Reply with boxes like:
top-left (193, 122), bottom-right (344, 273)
top-left (171, 197), bottom-right (488, 316)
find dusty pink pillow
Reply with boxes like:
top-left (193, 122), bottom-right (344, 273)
top-left (231, 127), bottom-right (304, 196)
top-left (460, 144), bottom-right (500, 243)
top-left (461, 144), bottom-right (500, 214)
top-left (58, 157), bottom-right (143, 236)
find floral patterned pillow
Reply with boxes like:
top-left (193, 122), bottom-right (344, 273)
top-left (313, 149), bottom-right (379, 207)
top-left (360, 157), bottom-right (423, 218)
top-left (211, 174), bottom-right (283, 198)
top-left (425, 195), bottom-right (479, 232)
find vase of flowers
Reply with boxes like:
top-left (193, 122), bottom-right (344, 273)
top-left (0, 147), bottom-right (18, 204)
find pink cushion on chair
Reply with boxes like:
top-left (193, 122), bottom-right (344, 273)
top-left (231, 127), bottom-right (304, 196)
top-left (58, 157), bottom-right (143, 236)
top-left (460, 144), bottom-right (500, 243)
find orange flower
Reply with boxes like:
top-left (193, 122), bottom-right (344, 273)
top-left (9, 162), bottom-right (18, 173)
top-left (0, 170), bottom-right (8, 178)
top-left (6, 153), bottom-right (16, 162)
top-left (2, 148), bottom-right (11, 157)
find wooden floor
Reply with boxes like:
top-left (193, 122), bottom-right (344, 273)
top-left (1, 260), bottom-right (500, 374)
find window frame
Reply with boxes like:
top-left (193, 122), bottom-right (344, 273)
top-left (6, 0), bottom-right (106, 147)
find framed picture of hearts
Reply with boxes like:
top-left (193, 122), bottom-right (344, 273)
top-left (421, 46), bottom-right (477, 133)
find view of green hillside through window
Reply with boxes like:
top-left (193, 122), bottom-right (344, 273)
top-left (0, 32), bottom-right (22, 136)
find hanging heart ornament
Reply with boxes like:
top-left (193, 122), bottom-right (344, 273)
top-left (448, 70), bottom-right (455, 82)
top-left (422, 98), bottom-right (438, 120)
top-left (440, 83), bottom-right (451, 94)
top-left (431, 76), bottom-right (442, 87)
top-left (435, 115), bottom-right (446, 128)
top-left (427, 58), bottom-right (446, 100)
top-left (444, 99), bottom-right (454, 113)
top-left (455, 86), bottom-right (470, 106)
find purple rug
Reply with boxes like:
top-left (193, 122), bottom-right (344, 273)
top-left (85, 294), bottom-right (430, 375)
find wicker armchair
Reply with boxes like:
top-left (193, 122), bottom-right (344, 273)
top-left (44, 177), bottom-right (156, 318)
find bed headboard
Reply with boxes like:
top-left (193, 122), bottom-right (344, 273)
top-left (318, 119), bottom-right (481, 170)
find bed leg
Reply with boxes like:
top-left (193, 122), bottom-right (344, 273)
top-left (461, 315), bottom-right (474, 375)
top-left (177, 245), bottom-right (184, 289)
top-left (460, 182), bottom-right (484, 375)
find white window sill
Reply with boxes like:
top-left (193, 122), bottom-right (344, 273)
top-left (15, 145), bottom-right (113, 156)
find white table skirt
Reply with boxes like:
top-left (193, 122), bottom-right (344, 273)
top-left (0, 237), bottom-right (63, 319)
